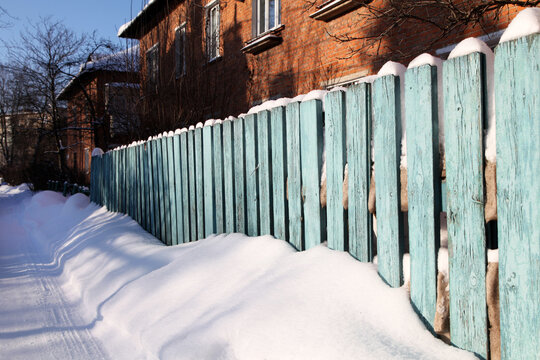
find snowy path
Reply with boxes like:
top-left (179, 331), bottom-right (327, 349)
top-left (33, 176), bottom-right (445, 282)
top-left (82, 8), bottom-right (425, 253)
top-left (0, 188), bottom-right (108, 359)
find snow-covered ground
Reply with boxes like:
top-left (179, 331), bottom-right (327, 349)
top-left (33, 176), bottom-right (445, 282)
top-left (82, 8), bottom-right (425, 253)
top-left (0, 185), bottom-right (474, 359)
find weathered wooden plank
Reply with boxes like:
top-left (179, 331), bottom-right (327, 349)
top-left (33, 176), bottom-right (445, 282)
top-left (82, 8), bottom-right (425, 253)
top-left (90, 156), bottom-right (95, 202)
top-left (179, 131), bottom-right (190, 243)
top-left (444, 52), bottom-right (487, 358)
top-left (495, 34), bottom-right (540, 360)
top-left (325, 90), bottom-right (347, 251)
top-left (405, 65), bottom-right (441, 333)
top-left (257, 110), bottom-right (273, 235)
top-left (172, 133), bottom-right (183, 245)
top-left (299, 100), bottom-right (324, 249)
top-left (202, 125), bottom-right (215, 237)
top-left (373, 75), bottom-right (404, 288)
top-left (271, 106), bottom-right (288, 241)
top-left (222, 119), bottom-right (236, 233)
top-left (187, 129), bottom-right (197, 241)
top-left (194, 126), bottom-right (205, 240)
top-left (147, 140), bottom-right (156, 236)
top-left (346, 83), bottom-right (372, 262)
top-left (286, 102), bottom-right (303, 250)
top-left (151, 139), bottom-right (162, 240)
top-left (213, 122), bottom-right (224, 234)
top-left (245, 113), bottom-right (259, 236)
top-left (167, 135), bottom-right (178, 245)
top-left (159, 136), bottom-right (170, 245)
top-left (233, 117), bottom-right (246, 234)
top-left (141, 143), bottom-right (149, 231)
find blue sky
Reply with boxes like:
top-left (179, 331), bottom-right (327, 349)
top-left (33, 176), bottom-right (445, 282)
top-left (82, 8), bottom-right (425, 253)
top-left (0, 0), bottom-right (146, 57)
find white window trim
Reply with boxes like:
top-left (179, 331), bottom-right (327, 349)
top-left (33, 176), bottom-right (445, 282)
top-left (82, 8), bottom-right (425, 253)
top-left (253, 0), bottom-right (281, 37)
top-left (175, 23), bottom-right (187, 78)
top-left (205, 0), bottom-right (220, 62)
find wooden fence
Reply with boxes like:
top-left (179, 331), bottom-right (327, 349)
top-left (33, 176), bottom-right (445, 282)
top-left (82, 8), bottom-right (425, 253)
top-left (90, 34), bottom-right (538, 359)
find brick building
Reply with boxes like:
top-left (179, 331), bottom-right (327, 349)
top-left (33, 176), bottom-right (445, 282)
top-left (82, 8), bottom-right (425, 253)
top-left (58, 47), bottom-right (140, 184)
top-left (119, 0), bottom-right (523, 131)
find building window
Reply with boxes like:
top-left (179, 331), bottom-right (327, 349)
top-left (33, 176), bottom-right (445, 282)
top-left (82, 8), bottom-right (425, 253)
top-left (253, 0), bottom-right (280, 36)
top-left (146, 43), bottom-right (159, 87)
top-left (175, 23), bottom-right (187, 77)
top-left (206, 1), bottom-right (220, 61)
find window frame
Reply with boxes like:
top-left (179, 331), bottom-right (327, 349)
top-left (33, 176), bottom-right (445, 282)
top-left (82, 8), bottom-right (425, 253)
top-left (253, 0), bottom-right (281, 37)
top-left (145, 42), bottom-right (159, 88)
top-left (175, 23), bottom-right (187, 78)
top-left (205, 0), bottom-right (220, 62)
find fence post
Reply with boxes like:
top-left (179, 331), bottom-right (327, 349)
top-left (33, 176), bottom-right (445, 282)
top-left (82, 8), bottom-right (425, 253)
top-left (245, 113), bottom-right (259, 236)
top-left (444, 52), bottom-right (487, 358)
top-left (187, 129), bottom-right (197, 241)
top-left (373, 75), bottom-right (405, 288)
top-left (172, 132), bottom-right (184, 244)
top-left (167, 134), bottom-right (178, 245)
top-left (346, 83), bottom-right (372, 262)
top-left (286, 102), bottom-right (303, 250)
top-left (222, 119), bottom-right (236, 233)
top-left (194, 126), bottom-right (205, 240)
top-left (257, 110), bottom-right (273, 236)
top-left (271, 106), bottom-right (288, 241)
top-left (159, 135), bottom-right (170, 245)
top-left (146, 140), bottom-right (156, 236)
top-left (495, 33), bottom-right (540, 360)
top-left (213, 121), bottom-right (225, 234)
top-left (151, 139), bottom-right (162, 240)
top-left (405, 64), bottom-right (441, 333)
top-left (300, 99), bottom-right (324, 249)
top-left (233, 117), bottom-right (246, 234)
top-left (179, 131), bottom-right (190, 242)
top-left (325, 90), bottom-right (347, 251)
top-left (203, 124), bottom-right (215, 237)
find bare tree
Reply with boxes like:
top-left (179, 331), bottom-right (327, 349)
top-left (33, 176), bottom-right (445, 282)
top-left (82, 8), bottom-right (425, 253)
top-left (306, 0), bottom-right (539, 61)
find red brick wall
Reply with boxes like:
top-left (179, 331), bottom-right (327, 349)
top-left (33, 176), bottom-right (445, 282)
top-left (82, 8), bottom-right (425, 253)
top-left (136, 0), bottom-right (524, 131)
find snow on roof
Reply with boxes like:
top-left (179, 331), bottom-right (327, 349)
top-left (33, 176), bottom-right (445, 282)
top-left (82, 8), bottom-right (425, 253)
top-left (500, 8), bottom-right (540, 43)
top-left (118, 0), bottom-right (160, 38)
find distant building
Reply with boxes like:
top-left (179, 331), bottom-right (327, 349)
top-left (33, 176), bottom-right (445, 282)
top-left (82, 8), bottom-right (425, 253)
top-left (118, 0), bottom-right (521, 128)
top-left (57, 47), bottom-right (140, 183)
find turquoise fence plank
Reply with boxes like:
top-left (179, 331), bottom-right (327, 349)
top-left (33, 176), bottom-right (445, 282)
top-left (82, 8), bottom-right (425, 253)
top-left (194, 127), bottom-right (205, 240)
top-left (155, 138), bottom-right (165, 243)
top-left (151, 139), bottom-right (162, 240)
top-left (257, 110), bottom-right (273, 236)
top-left (495, 34), bottom-right (540, 360)
top-left (90, 156), bottom-right (95, 202)
top-left (405, 65), bottom-right (441, 333)
top-left (346, 83), bottom-right (372, 262)
top-left (147, 141), bottom-right (156, 236)
top-left (270, 106), bottom-right (287, 241)
top-left (135, 145), bottom-right (141, 223)
top-left (444, 52), bottom-right (487, 358)
top-left (245, 113), bottom-right (259, 236)
top-left (112, 150), bottom-right (117, 212)
top-left (179, 131), bottom-right (190, 243)
top-left (222, 119), bottom-right (236, 233)
top-left (172, 134), bottom-right (183, 245)
top-left (325, 90), bottom-right (347, 251)
top-left (233, 117), bottom-right (246, 234)
top-left (187, 130), bottom-right (197, 241)
top-left (373, 75), bottom-right (404, 288)
top-left (141, 143), bottom-right (149, 231)
top-left (167, 135), bottom-right (178, 245)
top-left (128, 147), bottom-right (133, 217)
top-left (161, 135), bottom-right (172, 245)
top-left (213, 122), bottom-right (224, 234)
top-left (299, 100), bottom-right (324, 249)
top-left (104, 153), bottom-right (109, 209)
top-left (286, 102), bottom-right (303, 250)
top-left (202, 125), bottom-right (215, 237)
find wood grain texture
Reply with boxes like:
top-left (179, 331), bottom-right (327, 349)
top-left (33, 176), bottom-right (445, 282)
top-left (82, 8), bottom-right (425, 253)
top-left (300, 100), bottom-right (325, 249)
top-left (147, 142), bottom-right (156, 236)
top-left (257, 110), bottom-right (273, 235)
top-left (213, 123), bottom-right (225, 234)
top-left (373, 75), bottom-right (404, 288)
top-left (223, 120), bottom-right (236, 233)
top-left (194, 127), bottom-right (205, 240)
top-left (443, 52), bottom-right (487, 359)
top-left (325, 90), bottom-right (347, 251)
top-left (495, 34), bottom-right (540, 360)
top-left (202, 125), bottom-right (215, 237)
top-left (151, 139), bottom-right (162, 240)
top-left (160, 137), bottom-right (171, 245)
top-left (179, 132), bottom-right (190, 243)
top-left (233, 117), bottom-right (246, 234)
top-left (168, 136), bottom-right (179, 245)
top-left (187, 130), bottom-right (197, 242)
top-left (142, 144), bottom-right (150, 232)
top-left (346, 83), bottom-right (372, 262)
top-left (271, 106), bottom-right (288, 241)
top-left (286, 102), bottom-right (303, 250)
top-left (245, 113), bottom-right (259, 236)
top-left (405, 65), bottom-right (441, 333)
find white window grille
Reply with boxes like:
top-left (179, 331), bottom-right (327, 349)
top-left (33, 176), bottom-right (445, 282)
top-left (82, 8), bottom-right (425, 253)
top-left (206, 1), bottom-right (220, 61)
top-left (253, 0), bottom-right (281, 36)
